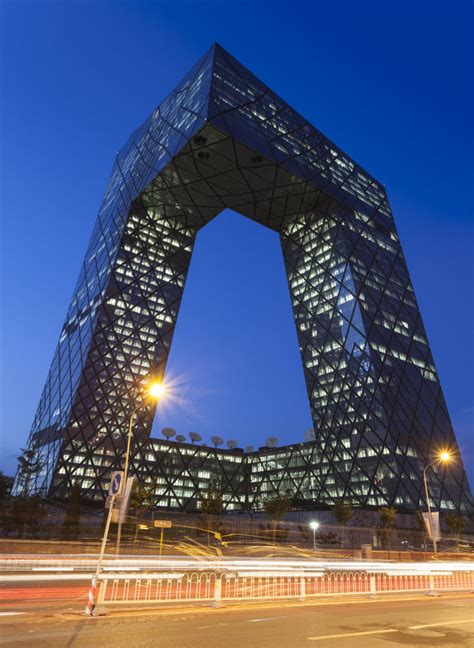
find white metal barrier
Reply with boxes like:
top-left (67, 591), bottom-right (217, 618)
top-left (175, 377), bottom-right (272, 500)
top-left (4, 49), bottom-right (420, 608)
top-left (97, 569), bottom-right (474, 605)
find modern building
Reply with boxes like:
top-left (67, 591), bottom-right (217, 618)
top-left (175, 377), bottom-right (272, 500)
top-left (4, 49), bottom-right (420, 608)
top-left (14, 44), bottom-right (472, 515)
top-left (0, 475), bottom-right (14, 499)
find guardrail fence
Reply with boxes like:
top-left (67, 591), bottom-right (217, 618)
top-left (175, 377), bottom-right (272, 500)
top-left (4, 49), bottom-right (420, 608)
top-left (97, 569), bottom-right (474, 605)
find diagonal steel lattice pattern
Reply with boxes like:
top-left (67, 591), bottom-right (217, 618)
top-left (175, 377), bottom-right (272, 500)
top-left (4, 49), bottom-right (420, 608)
top-left (14, 44), bottom-right (472, 514)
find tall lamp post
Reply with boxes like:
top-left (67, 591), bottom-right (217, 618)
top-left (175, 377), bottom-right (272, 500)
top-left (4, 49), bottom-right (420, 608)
top-left (422, 450), bottom-right (451, 555)
top-left (115, 380), bottom-right (166, 554)
top-left (309, 520), bottom-right (320, 550)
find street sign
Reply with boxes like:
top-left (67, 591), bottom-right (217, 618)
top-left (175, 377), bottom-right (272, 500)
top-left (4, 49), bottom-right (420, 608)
top-left (115, 476), bottom-right (135, 524)
top-left (154, 520), bottom-right (172, 528)
top-left (109, 471), bottom-right (124, 497)
top-left (423, 511), bottom-right (441, 541)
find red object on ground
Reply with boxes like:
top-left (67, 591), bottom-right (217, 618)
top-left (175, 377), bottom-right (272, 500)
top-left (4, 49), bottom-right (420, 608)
top-left (85, 576), bottom-right (96, 616)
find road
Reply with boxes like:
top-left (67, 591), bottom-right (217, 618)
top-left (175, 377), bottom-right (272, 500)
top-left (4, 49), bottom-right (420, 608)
top-left (0, 583), bottom-right (473, 647)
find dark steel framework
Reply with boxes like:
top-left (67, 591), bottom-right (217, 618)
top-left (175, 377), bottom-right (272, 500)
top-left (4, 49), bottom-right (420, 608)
top-left (14, 44), bottom-right (472, 514)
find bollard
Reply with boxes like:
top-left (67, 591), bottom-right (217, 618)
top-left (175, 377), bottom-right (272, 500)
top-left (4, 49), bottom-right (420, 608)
top-left (210, 575), bottom-right (223, 608)
top-left (299, 576), bottom-right (306, 601)
top-left (367, 574), bottom-right (377, 598)
top-left (85, 575), bottom-right (97, 616)
top-left (425, 574), bottom-right (440, 596)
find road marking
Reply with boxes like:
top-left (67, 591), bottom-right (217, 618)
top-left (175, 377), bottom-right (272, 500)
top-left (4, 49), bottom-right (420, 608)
top-left (248, 616), bottom-right (287, 623)
top-left (249, 618), bottom-right (272, 623)
top-left (32, 567), bottom-right (74, 572)
top-left (409, 619), bottom-right (474, 630)
top-left (308, 629), bottom-right (398, 641)
top-left (308, 619), bottom-right (474, 642)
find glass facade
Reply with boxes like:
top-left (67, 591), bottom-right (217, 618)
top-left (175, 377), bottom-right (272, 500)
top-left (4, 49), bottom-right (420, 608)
top-left (14, 44), bottom-right (472, 514)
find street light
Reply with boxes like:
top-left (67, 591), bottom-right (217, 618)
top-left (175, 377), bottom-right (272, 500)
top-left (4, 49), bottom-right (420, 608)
top-left (309, 520), bottom-right (320, 550)
top-left (148, 381), bottom-right (166, 399)
top-left (116, 379), bottom-right (166, 553)
top-left (423, 450), bottom-right (452, 554)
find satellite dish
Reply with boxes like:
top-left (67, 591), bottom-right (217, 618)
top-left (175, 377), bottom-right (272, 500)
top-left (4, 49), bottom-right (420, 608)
top-left (304, 428), bottom-right (316, 442)
top-left (245, 445), bottom-right (254, 453)
top-left (189, 432), bottom-right (201, 444)
top-left (162, 427), bottom-right (176, 440)
top-left (211, 435), bottom-right (224, 448)
top-left (175, 434), bottom-right (185, 443)
top-left (266, 436), bottom-right (279, 448)
top-left (227, 440), bottom-right (238, 449)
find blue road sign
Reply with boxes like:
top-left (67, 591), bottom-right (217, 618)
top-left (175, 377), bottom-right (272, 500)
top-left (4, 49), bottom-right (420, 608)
top-left (109, 471), bottom-right (124, 497)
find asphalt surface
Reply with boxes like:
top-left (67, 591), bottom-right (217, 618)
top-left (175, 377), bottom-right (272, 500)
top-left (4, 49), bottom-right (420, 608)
top-left (0, 585), bottom-right (473, 648)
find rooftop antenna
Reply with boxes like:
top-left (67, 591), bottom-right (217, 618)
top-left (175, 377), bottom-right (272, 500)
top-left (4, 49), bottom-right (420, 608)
top-left (162, 427), bottom-right (176, 440)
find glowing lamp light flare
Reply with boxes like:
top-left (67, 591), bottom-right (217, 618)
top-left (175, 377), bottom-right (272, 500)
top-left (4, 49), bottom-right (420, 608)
top-left (148, 381), bottom-right (166, 400)
top-left (439, 451), bottom-right (451, 463)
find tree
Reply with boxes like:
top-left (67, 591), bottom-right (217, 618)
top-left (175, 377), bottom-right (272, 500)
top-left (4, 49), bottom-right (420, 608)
top-left (12, 445), bottom-right (45, 538)
top-left (414, 510), bottom-right (428, 549)
top-left (0, 471), bottom-right (8, 500)
top-left (445, 513), bottom-right (466, 551)
top-left (130, 480), bottom-right (156, 542)
top-left (264, 495), bottom-right (292, 542)
top-left (16, 445), bottom-right (43, 496)
top-left (10, 495), bottom-right (47, 539)
top-left (378, 507), bottom-right (397, 550)
top-left (200, 480), bottom-right (223, 545)
top-left (200, 480), bottom-right (223, 516)
top-left (331, 500), bottom-right (353, 547)
top-left (63, 482), bottom-right (82, 539)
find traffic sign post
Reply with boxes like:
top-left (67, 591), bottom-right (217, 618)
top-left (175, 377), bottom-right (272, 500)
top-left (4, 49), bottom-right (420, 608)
top-left (109, 471), bottom-right (124, 497)
top-left (85, 471), bottom-right (124, 616)
top-left (153, 520), bottom-right (172, 557)
top-left (85, 491), bottom-right (116, 616)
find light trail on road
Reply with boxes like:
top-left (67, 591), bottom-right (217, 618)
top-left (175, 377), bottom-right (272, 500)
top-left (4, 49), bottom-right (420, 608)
top-left (2, 554), bottom-right (474, 575)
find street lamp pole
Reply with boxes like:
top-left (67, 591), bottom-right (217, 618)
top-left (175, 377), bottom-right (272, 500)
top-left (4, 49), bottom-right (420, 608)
top-left (422, 451), bottom-right (451, 556)
top-left (423, 460), bottom-right (437, 554)
top-left (115, 380), bottom-right (165, 555)
top-left (115, 406), bottom-right (137, 554)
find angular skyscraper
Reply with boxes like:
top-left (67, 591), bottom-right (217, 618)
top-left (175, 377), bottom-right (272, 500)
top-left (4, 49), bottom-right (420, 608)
top-left (15, 44), bottom-right (471, 514)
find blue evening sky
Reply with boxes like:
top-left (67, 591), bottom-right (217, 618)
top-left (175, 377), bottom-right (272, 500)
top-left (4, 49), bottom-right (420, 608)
top-left (1, 1), bottom-right (473, 483)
